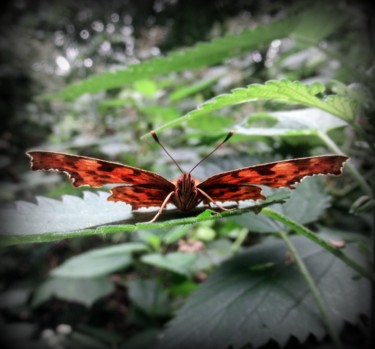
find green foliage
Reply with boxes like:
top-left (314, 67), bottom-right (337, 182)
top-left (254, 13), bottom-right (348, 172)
top-left (44, 18), bottom-right (296, 100)
top-left (0, 192), bottom-right (288, 246)
top-left (236, 108), bottom-right (347, 140)
top-left (141, 252), bottom-right (196, 276)
top-left (32, 277), bottom-right (114, 307)
top-left (127, 279), bottom-right (171, 316)
top-left (150, 80), bottom-right (357, 136)
top-left (234, 178), bottom-right (331, 232)
top-left (3, 1), bottom-right (373, 348)
top-left (51, 243), bottom-right (147, 278)
top-left (158, 235), bottom-right (370, 349)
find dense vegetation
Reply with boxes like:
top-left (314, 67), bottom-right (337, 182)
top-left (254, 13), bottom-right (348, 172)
top-left (0, 1), bottom-right (373, 348)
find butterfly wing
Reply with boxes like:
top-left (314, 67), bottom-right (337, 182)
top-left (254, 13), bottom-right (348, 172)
top-left (198, 155), bottom-right (348, 202)
top-left (27, 151), bottom-right (175, 209)
top-left (199, 184), bottom-right (265, 203)
top-left (108, 186), bottom-right (173, 209)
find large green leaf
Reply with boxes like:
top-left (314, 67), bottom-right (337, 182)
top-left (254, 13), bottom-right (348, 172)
top-left (0, 191), bottom-right (288, 246)
top-left (43, 3), bottom-right (346, 103)
top-left (149, 80), bottom-right (356, 136)
top-left (157, 236), bottom-right (370, 349)
top-left (32, 276), bottom-right (114, 307)
top-left (1, 191), bottom-right (133, 235)
top-left (51, 243), bottom-right (148, 278)
top-left (44, 18), bottom-right (296, 100)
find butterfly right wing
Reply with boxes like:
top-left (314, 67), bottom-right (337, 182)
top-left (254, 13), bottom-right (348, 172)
top-left (197, 155), bottom-right (348, 204)
top-left (198, 184), bottom-right (265, 204)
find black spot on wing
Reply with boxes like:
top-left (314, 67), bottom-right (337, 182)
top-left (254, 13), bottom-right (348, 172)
top-left (98, 162), bottom-right (119, 172)
top-left (132, 169), bottom-right (142, 176)
top-left (253, 164), bottom-right (276, 176)
top-left (122, 175), bottom-right (135, 183)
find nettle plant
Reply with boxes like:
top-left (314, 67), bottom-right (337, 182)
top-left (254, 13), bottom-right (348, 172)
top-left (1, 3), bottom-right (372, 349)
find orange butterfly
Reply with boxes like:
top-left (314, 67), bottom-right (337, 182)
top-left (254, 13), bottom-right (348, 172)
top-left (27, 131), bottom-right (348, 222)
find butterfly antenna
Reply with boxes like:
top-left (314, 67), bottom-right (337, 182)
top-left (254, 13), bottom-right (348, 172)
top-left (189, 130), bottom-right (234, 174)
top-left (151, 131), bottom-right (184, 174)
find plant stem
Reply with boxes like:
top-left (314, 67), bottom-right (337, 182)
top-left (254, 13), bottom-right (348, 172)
top-left (230, 228), bottom-right (248, 253)
top-left (278, 231), bottom-right (343, 349)
top-left (261, 207), bottom-right (374, 281)
top-left (316, 130), bottom-right (373, 196)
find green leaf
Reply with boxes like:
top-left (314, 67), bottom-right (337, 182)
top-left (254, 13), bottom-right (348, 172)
top-left (141, 252), bottom-right (196, 276)
top-left (138, 105), bottom-right (180, 123)
top-left (149, 80), bottom-right (356, 136)
top-left (120, 328), bottom-right (160, 349)
top-left (74, 325), bottom-right (125, 349)
top-left (291, 2), bottom-right (347, 46)
top-left (169, 75), bottom-right (221, 102)
top-left (63, 329), bottom-right (110, 349)
top-left (1, 191), bottom-right (133, 235)
top-left (127, 279), bottom-right (171, 316)
top-left (133, 79), bottom-right (158, 96)
top-left (236, 108), bottom-right (347, 138)
top-left (162, 225), bottom-right (191, 244)
top-left (187, 114), bottom-right (234, 133)
top-left (235, 177), bottom-right (331, 232)
top-left (51, 243), bottom-right (147, 278)
top-left (0, 191), bottom-right (288, 246)
top-left (158, 236), bottom-right (370, 349)
top-left (43, 19), bottom-right (296, 100)
top-left (32, 276), bottom-right (114, 307)
top-left (193, 239), bottom-right (233, 271)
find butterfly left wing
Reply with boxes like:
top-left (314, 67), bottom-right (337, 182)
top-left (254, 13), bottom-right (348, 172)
top-left (27, 151), bottom-right (174, 188)
top-left (27, 151), bottom-right (176, 210)
top-left (108, 185), bottom-right (174, 209)
top-left (197, 155), bottom-right (348, 203)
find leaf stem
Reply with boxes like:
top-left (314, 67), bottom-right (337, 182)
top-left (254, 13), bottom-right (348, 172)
top-left (261, 207), bottom-right (374, 280)
top-left (316, 130), bottom-right (373, 196)
top-left (278, 231), bottom-right (343, 349)
top-left (230, 228), bottom-right (249, 253)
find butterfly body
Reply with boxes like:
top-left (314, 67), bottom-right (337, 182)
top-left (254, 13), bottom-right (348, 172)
top-left (173, 173), bottom-right (201, 211)
top-left (27, 142), bottom-right (348, 222)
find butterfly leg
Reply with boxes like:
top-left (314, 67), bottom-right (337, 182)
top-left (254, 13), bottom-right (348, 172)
top-left (196, 188), bottom-right (232, 211)
top-left (147, 191), bottom-right (175, 223)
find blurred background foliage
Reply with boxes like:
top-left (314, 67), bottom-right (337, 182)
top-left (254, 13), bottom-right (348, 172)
top-left (0, 0), bottom-right (374, 348)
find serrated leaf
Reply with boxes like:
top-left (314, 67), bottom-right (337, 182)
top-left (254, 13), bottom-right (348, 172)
top-left (150, 80), bottom-right (356, 136)
top-left (235, 177), bottom-right (331, 232)
top-left (158, 236), bottom-right (370, 349)
top-left (32, 276), bottom-right (114, 307)
top-left (127, 279), bottom-right (170, 316)
top-left (44, 19), bottom-right (296, 100)
top-left (51, 243), bottom-right (147, 278)
top-left (141, 252), bottom-right (196, 276)
top-left (0, 191), bottom-right (288, 246)
top-left (1, 191), bottom-right (133, 235)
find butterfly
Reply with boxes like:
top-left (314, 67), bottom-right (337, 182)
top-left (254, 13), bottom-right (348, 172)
top-left (26, 131), bottom-right (348, 222)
